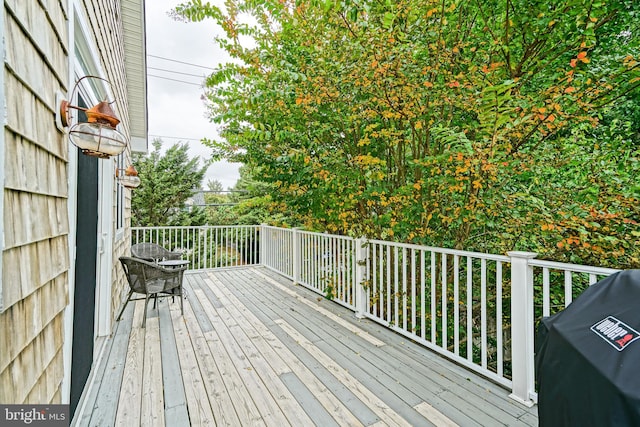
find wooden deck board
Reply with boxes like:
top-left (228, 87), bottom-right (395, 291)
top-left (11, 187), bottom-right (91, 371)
top-left (85, 300), bottom-right (135, 427)
top-left (225, 269), bottom-right (448, 426)
top-left (181, 288), bottom-right (266, 426)
top-left (217, 270), bottom-right (407, 425)
top-left (114, 301), bottom-right (144, 426)
top-left (199, 279), bottom-right (316, 426)
top-left (209, 271), bottom-right (372, 426)
top-left (76, 266), bottom-right (539, 426)
top-left (169, 301), bottom-right (217, 426)
top-left (158, 300), bottom-right (190, 426)
top-left (258, 267), bottom-right (537, 425)
top-left (222, 268), bottom-right (532, 427)
top-left (140, 315), bottom-right (165, 427)
top-left (183, 281), bottom-right (215, 333)
top-left (193, 287), bottom-right (292, 427)
top-left (279, 371), bottom-right (341, 427)
top-left (74, 302), bottom-right (134, 427)
top-left (223, 269), bottom-right (477, 426)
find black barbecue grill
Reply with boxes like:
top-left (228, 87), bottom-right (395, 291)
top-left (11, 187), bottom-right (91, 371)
top-left (536, 270), bottom-right (640, 426)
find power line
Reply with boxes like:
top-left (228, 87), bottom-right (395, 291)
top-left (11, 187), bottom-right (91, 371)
top-left (189, 206), bottom-right (239, 207)
top-left (149, 134), bottom-right (205, 141)
top-left (199, 190), bottom-right (249, 193)
top-left (148, 74), bottom-right (203, 86)
top-left (148, 66), bottom-right (208, 78)
top-left (148, 54), bottom-right (215, 71)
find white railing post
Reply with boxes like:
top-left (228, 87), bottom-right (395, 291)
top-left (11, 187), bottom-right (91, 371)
top-left (292, 228), bottom-right (301, 284)
top-left (260, 223), bottom-right (267, 267)
top-left (354, 237), bottom-right (368, 319)
top-left (508, 251), bottom-right (537, 407)
top-left (203, 227), bottom-right (208, 269)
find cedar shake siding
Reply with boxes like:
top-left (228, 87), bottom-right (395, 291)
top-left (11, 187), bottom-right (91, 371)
top-left (1, 0), bottom-right (146, 409)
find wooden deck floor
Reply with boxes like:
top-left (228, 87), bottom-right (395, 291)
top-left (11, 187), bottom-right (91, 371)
top-left (74, 266), bottom-right (538, 426)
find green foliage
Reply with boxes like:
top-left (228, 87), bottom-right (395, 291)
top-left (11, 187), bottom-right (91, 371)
top-left (204, 164), bottom-right (298, 226)
top-left (175, 0), bottom-right (640, 268)
top-left (132, 140), bottom-right (209, 226)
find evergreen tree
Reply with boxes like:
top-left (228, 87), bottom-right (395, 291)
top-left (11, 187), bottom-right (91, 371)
top-left (132, 140), bottom-right (208, 226)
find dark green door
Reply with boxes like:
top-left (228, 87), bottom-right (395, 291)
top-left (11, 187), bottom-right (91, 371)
top-left (70, 98), bottom-right (99, 417)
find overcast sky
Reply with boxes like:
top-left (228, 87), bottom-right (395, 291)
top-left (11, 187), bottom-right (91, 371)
top-left (145, 0), bottom-right (240, 190)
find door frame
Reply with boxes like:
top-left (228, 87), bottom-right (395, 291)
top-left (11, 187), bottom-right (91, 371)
top-left (69, 133), bottom-right (99, 415)
top-left (62, 0), bottom-right (117, 406)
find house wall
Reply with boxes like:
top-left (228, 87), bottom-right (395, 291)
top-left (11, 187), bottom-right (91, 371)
top-left (79, 0), bottom-right (132, 323)
top-left (0, 0), bottom-right (138, 404)
top-left (0, 0), bottom-right (71, 404)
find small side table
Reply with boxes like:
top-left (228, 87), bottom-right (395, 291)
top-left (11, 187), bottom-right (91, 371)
top-left (157, 260), bottom-right (190, 313)
top-left (157, 260), bottom-right (190, 269)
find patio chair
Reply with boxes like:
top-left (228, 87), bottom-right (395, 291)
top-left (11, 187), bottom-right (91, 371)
top-left (131, 242), bottom-right (183, 262)
top-left (117, 256), bottom-right (187, 328)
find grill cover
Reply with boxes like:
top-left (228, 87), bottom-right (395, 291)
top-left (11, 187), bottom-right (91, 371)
top-left (536, 270), bottom-right (640, 426)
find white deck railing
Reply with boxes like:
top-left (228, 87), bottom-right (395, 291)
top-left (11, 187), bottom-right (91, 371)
top-left (132, 224), bottom-right (620, 406)
top-left (132, 225), bottom-right (260, 270)
top-left (363, 240), bottom-right (513, 390)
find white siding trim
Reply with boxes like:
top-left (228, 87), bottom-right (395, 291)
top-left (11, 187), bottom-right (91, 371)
top-left (96, 158), bottom-right (115, 337)
top-left (122, 0), bottom-right (148, 150)
top-left (0, 2), bottom-right (5, 312)
top-left (130, 135), bottom-right (148, 153)
top-left (62, 0), bottom-right (76, 403)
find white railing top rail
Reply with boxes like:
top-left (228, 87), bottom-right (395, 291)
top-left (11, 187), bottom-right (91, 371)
top-left (367, 238), bottom-right (511, 263)
top-left (298, 229), bottom-right (355, 242)
top-left (262, 225), bottom-right (290, 230)
top-left (529, 258), bottom-right (620, 275)
top-left (132, 225), bottom-right (258, 230)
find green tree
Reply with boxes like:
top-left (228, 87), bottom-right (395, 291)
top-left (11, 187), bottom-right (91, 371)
top-left (176, 0), bottom-right (639, 267)
top-left (132, 140), bottom-right (209, 226)
top-left (204, 179), bottom-right (229, 206)
top-left (203, 179), bottom-right (232, 223)
top-left (205, 165), bottom-right (297, 225)
top-left (206, 179), bottom-right (224, 192)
